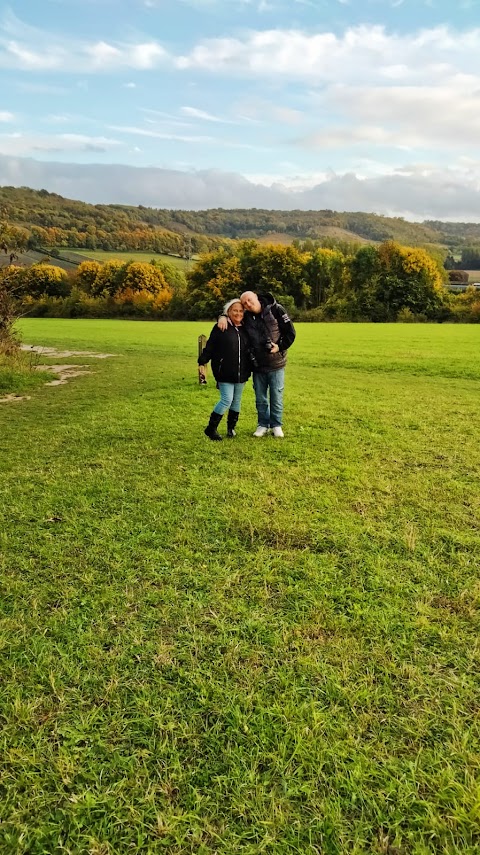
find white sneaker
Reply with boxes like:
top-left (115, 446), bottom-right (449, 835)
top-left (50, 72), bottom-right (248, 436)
top-left (253, 426), bottom-right (269, 437)
top-left (272, 426), bottom-right (284, 438)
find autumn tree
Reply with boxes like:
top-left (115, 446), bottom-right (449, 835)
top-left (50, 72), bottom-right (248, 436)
top-left (22, 264), bottom-right (70, 298)
top-left (185, 241), bottom-right (313, 317)
top-left (346, 242), bottom-right (447, 321)
top-left (185, 249), bottom-right (242, 318)
top-left (76, 260), bottom-right (102, 292)
top-left (449, 285), bottom-right (480, 322)
top-left (89, 260), bottom-right (126, 296)
top-left (376, 241), bottom-right (446, 320)
top-left (114, 262), bottom-right (172, 313)
top-left (304, 248), bottom-right (347, 307)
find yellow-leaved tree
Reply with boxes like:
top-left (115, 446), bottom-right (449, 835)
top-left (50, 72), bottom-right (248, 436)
top-left (369, 241), bottom-right (447, 320)
top-left (23, 264), bottom-right (70, 298)
top-left (90, 260), bottom-right (126, 297)
top-left (116, 262), bottom-right (172, 313)
top-left (76, 260), bottom-right (102, 293)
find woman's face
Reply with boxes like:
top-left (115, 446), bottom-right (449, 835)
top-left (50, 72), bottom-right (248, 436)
top-left (228, 302), bottom-right (244, 325)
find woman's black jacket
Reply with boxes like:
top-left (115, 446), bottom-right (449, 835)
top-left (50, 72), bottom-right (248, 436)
top-left (198, 322), bottom-right (252, 384)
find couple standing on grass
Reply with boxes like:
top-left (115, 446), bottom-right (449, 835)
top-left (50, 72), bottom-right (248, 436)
top-left (198, 290), bottom-right (296, 440)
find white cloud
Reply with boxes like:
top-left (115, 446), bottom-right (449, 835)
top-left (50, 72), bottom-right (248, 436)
top-left (0, 111), bottom-right (14, 122)
top-left (176, 0), bottom-right (275, 8)
top-left (0, 133), bottom-right (121, 157)
top-left (0, 11), bottom-right (168, 71)
top-left (1, 154), bottom-right (480, 220)
top-left (245, 168), bottom-right (331, 189)
top-left (237, 98), bottom-right (304, 125)
top-left (109, 124), bottom-right (218, 143)
top-left (0, 36), bottom-right (168, 72)
top-left (44, 114), bottom-right (72, 124)
top-left (2, 14), bottom-right (480, 88)
top-left (109, 123), bottom-right (265, 149)
top-left (140, 109), bottom-right (193, 129)
top-left (298, 79), bottom-right (480, 151)
top-left (174, 24), bottom-right (480, 85)
top-left (180, 106), bottom-right (235, 123)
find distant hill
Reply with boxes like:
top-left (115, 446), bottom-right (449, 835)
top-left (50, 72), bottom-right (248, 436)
top-left (2, 184), bottom-right (480, 252)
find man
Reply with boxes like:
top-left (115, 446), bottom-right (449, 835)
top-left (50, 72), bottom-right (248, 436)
top-left (219, 290), bottom-right (296, 437)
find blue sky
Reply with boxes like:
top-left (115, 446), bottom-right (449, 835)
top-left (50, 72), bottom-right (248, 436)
top-left (1, 0), bottom-right (480, 219)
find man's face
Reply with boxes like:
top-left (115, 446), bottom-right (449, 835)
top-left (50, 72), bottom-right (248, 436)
top-left (240, 291), bottom-right (261, 313)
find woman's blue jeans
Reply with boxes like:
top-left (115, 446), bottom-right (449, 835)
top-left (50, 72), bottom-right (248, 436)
top-left (253, 368), bottom-right (285, 428)
top-left (213, 382), bottom-right (246, 416)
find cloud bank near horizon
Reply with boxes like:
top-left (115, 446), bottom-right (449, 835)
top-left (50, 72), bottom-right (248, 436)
top-left (1, 154), bottom-right (480, 222)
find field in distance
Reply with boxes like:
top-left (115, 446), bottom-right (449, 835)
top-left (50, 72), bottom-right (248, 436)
top-left (465, 269), bottom-right (480, 283)
top-left (1, 320), bottom-right (480, 854)
top-left (65, 248), bottom-right (193, 269)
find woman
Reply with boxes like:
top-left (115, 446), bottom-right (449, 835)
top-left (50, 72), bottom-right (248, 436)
top-left (198, 299), bottom-right (252, 440)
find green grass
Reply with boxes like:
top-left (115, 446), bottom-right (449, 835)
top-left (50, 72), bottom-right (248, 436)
top-left (65, 249), bottom-right (192, 269)
top-left (1, 320), bottom-right (480, 854)
top-left (0, 348), bottom-right (47, 396)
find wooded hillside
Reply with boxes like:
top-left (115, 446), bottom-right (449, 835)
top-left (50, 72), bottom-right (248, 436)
top-left (2, 185), bottom-right (480, 253)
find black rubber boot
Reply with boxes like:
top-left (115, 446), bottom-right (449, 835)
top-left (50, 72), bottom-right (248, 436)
top-left (227, 410), bottom-right (240, 438)
top-left (204, 411), bottom-right (223, 441)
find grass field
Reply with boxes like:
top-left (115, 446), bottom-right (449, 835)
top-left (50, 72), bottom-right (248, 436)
top-left (465, 270), bottom-right (480, 284)
top-left (1, 320), bottom-right (480, 854)
top-left (65, 249), bottom-right (192, 270)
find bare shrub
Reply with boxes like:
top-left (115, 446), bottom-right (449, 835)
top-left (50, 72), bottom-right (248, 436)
top-left (0, 266), bottom-right (25, 355)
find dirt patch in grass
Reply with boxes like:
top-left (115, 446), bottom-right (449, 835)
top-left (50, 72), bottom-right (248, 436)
top-left (0, 393), bottom-right (32, 403)
top-left (21, 345), bottom-right (116, 359)
top-left (35, 364), bottom-right (93, 386)
top-left (21, 343), bottom-right (117, 387)
top-left (0, 345), bottom-right (117, 400)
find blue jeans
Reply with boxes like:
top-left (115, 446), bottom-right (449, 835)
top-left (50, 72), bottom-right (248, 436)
top-left (253, 368), bottom-right (285, 428)
top-left (213, 382), bottom-right (246, 416)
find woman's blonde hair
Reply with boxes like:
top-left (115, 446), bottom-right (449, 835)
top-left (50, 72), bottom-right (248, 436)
top-left (223, 298), bottom-right (243, 316)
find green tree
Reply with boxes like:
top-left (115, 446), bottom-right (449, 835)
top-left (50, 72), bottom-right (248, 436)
top-left (186, 252), bottom-right (242, 318)
top-left (238, 242), bottom-right (310, 307)
top-left (304, 248), bottom-right (347, 307)
top-left (460, 246), bottom-right (480, 268)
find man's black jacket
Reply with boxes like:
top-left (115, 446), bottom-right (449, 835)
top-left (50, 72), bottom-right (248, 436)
top-left (243, 292), bottom-right (296, 372)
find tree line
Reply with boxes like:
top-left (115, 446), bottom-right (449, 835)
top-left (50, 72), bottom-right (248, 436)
top-left (1, 220), bottom-right (222, 258)
top-left (184, 240), bottom-right (451, 322)
top-left (2, 238), bottom-right (480, 324)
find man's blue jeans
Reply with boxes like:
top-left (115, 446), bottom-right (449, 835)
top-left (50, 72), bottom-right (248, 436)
top-left (213, 382), bottom-right (246, 416)
top-left (252, 368), bottom-right (285, 428)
